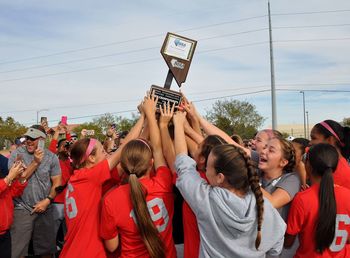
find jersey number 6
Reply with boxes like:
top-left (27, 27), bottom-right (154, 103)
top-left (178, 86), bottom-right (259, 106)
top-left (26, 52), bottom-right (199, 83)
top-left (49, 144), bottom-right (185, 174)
top-left (65, 183), bottom-right (78, 219)
top-left (330, 214), bottom-right (350, 252)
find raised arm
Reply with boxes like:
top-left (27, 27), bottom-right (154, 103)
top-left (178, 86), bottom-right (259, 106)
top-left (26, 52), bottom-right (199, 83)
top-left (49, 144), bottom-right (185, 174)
top-left (142, 94), bottom-right (166, 169)
top-left (182, 96), bottom-right (202, 135)
top-left (106, 110), bottom-right (145, 170)
top-left (173, 111), bottom-right (188, 156)
top-left (159, 101), bottom-right (176, 173)
top-left (195, 109), bottom-right (251, 156)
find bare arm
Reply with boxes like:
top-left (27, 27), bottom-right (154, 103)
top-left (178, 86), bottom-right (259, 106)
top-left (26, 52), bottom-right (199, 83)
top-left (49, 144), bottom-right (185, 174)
top-left (173, 111), bottom-right (188, 156)
top-left (185, 135), bottom-right (198, 159)
top-left (143, 94), bottom-right (166, 169)
top-left (182, 98), bottom-right (202, 135)
top-left (20, 149), bottom-right (43, 181)
top-left (261, 187), bottom-right (292, 209)
top-left (196, 111), bottom-right (252, 156)
top-left (106, 113), bottom-right (145, 170)
top-left (184, 119), bottom-right (204, 145)
top-left (159, 102), bottom-right (176, 173)
top-left (104, 235), bottom-right (119, 253)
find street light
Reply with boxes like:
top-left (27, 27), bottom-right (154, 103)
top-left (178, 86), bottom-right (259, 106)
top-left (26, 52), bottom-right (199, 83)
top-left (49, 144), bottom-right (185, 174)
top-left (300, 91), bottom-right (306, 138)
top-left (36, 109), bottom-right (49, 124)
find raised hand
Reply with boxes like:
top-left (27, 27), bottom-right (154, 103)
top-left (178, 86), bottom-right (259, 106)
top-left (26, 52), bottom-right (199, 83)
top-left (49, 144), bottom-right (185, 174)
top-left (173, 110), bottom-right (187, 127)
top-left (34, 148), bottom-right (44, 164)
top-left (142, 92), bottom-right (158, 117)
top-left (159, 101), bottom-right (175, 126)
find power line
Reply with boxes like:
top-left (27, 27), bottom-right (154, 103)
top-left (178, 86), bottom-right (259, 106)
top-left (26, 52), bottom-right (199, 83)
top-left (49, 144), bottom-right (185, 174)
top-left (0, 28), bottom-right (269, 75)
top-left (274, 23), bottom-right (350, 29)
top-left (0, 82), bottom-right (350, 118)
top-left (0, 15), bottom-right (267, 66)
top-left (0, 41), bottom-right (271, 83)
top-left (2, 22), bottom-right (349, 75)
top-left (272, 9), bottom-right (350, 16)
top-left (275, 37), bottom-right (350, 43)
top-left (2, 36), bottom-right (349, 84)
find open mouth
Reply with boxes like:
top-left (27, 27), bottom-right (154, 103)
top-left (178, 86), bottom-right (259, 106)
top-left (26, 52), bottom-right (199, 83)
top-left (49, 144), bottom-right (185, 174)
top-left (259, 157), bottom-right (268, 165)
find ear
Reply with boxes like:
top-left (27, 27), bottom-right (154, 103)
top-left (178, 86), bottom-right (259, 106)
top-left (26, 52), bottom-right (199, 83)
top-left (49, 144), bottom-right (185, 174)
top-left (149, 158), bottom-right (154, 168)
top-left (198, 156), bottom-right (206, 167)
top-left (327, 136), bottom-right (337, 146)
top-left (86, 154), bottom-right (95, 164)
top-left (217, 172), bottom-right (225, 185)
top-left (279, 158), bottom-right (289, 169)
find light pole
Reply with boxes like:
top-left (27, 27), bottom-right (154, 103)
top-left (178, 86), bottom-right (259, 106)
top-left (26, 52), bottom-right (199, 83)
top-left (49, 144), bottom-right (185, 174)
top-left (306, 111), bottom-right (310, 139)
top-left (36, 109), bottom-right (49, 124)
top-left (300, 91), bottom-right (306, 138)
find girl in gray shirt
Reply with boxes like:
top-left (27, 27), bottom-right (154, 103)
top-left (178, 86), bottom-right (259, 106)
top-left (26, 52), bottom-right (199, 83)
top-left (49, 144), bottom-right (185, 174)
top-left (173, 112), bottom-right (286, 258)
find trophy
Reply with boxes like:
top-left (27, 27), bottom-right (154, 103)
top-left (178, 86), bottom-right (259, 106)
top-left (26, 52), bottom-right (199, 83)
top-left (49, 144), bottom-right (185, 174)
top-left (151, 32), bottom-right (197, 109)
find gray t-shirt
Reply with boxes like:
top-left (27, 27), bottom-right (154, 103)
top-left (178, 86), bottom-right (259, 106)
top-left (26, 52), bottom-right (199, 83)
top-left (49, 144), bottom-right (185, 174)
top-left (261, 172), bottom-right (300, 221)
top-left (8, 146), bottom-right (61, 211)
top-left (175, 154), bottom-right (286, 258)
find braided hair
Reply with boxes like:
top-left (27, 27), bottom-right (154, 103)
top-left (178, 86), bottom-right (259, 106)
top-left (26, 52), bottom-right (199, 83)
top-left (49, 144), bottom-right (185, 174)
top-left (211, 144), bottom-right (264, 249)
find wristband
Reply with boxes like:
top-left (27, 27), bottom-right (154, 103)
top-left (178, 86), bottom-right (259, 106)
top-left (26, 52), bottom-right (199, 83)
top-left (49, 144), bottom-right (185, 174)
top-left (46, 195), bottom-right (54, 203)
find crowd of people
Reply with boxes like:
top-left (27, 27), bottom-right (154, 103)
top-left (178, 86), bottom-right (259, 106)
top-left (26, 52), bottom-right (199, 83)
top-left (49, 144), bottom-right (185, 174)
top-left (0, 92), bottom-right (350, 258)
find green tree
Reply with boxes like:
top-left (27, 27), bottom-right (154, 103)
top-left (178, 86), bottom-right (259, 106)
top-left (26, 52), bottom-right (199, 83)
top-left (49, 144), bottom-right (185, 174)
top-left (0, 116), bottom-right (27, 149)
top-left (72, 113), bottom-right (139, 141)
top-left (206, 99), bottom-right (265, 139)
top-left (342, 117), bottom-right (350, 127)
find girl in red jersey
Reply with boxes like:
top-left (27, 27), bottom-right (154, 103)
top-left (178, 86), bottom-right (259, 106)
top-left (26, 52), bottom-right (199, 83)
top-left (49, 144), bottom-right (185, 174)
top-left (285, 143), bottom-right (350, 257)
top-left (0, 161), bottom-right (26, 258)
top-left (59, 113), bottom-right (145, 258)
top-left (310, 120), bottom-right (350, 189)
top-left (100, 94), bottom-right (176, 258)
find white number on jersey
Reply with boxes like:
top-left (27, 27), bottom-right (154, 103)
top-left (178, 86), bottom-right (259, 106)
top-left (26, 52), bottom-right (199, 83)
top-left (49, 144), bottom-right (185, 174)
top-left (65, 183), bottom-right (78, 219)
top-left (130, 197), bottom-right (169, 233)
top-left (330, 214), bottom-right (350, 252)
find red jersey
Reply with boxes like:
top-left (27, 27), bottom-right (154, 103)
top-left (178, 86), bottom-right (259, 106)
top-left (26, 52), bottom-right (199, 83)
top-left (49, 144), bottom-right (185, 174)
top-left (333, 157), bottom-right (350, 190)
top-left (60, 159), bottom-right (111, 258)
top-left (182, 170), bottom-right (207, 258)
top-left (100, 166), bottom-right (176, 258)
top-left (287, 184), bottom-right (350, 257)
top-left (0, 180), bottom-right (27, 234)
top-left (54, 158), bottom-right (73, 203)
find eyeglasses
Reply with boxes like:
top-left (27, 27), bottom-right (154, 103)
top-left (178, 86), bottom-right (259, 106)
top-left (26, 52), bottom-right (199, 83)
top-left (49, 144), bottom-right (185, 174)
top-left (302, 152), bottom-right (309, 163)
top-left (25, 136), bottom-right (38, 141)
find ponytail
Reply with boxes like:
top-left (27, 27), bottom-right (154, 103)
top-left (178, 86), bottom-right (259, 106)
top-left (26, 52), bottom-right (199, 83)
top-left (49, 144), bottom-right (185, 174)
top-left (129, 174), bottom-right (165, 258)
top-left (343, 126), bottom-right (350, 160)
top-left (121, 139), bottom-right (165, 258)
top-left (315, 169), bottom-right (336, 253)
top-left (307, 143), bottom-right (339, 253)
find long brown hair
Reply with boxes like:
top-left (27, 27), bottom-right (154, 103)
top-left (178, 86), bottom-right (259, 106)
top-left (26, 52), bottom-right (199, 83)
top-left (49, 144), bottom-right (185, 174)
top-left (70, 138), bottom-right (97, 169)
top-left (211, 144), bottom-right (264, 249)
top-left (277, 138), bottom-right (296, 173)
top-left (120, 139), bottom-right (165, 258)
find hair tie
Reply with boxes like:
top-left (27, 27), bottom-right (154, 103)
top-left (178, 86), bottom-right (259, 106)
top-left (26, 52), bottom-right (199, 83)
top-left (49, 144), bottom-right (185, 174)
top-left (320, 121), bottom-right (345, 147)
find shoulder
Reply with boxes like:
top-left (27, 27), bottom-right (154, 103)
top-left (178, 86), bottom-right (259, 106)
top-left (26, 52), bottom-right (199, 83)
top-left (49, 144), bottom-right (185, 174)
top-left (335, 185), bottom-right (350, 198)
top-left (278, 172), bottom-right (300, 187)
top-left (174, 154), bottom-right (197, 172)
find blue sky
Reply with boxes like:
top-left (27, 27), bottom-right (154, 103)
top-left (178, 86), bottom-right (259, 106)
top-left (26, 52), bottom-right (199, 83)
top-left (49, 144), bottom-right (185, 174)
top-left (0, 0), bottom-right (349, 130)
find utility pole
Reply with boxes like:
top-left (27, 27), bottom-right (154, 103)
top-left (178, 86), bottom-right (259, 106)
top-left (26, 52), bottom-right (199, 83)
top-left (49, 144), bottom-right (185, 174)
top-left (300, 91), bottom-right (306, 138)
top-left (306, 111), bottom-right (310, 139)
top-left (268, 1), bottom-right (277, 130)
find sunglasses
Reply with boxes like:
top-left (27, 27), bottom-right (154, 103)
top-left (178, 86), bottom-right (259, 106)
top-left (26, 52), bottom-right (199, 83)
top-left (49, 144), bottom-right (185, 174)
top-left (25, 136), bottom-right (39, 141)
